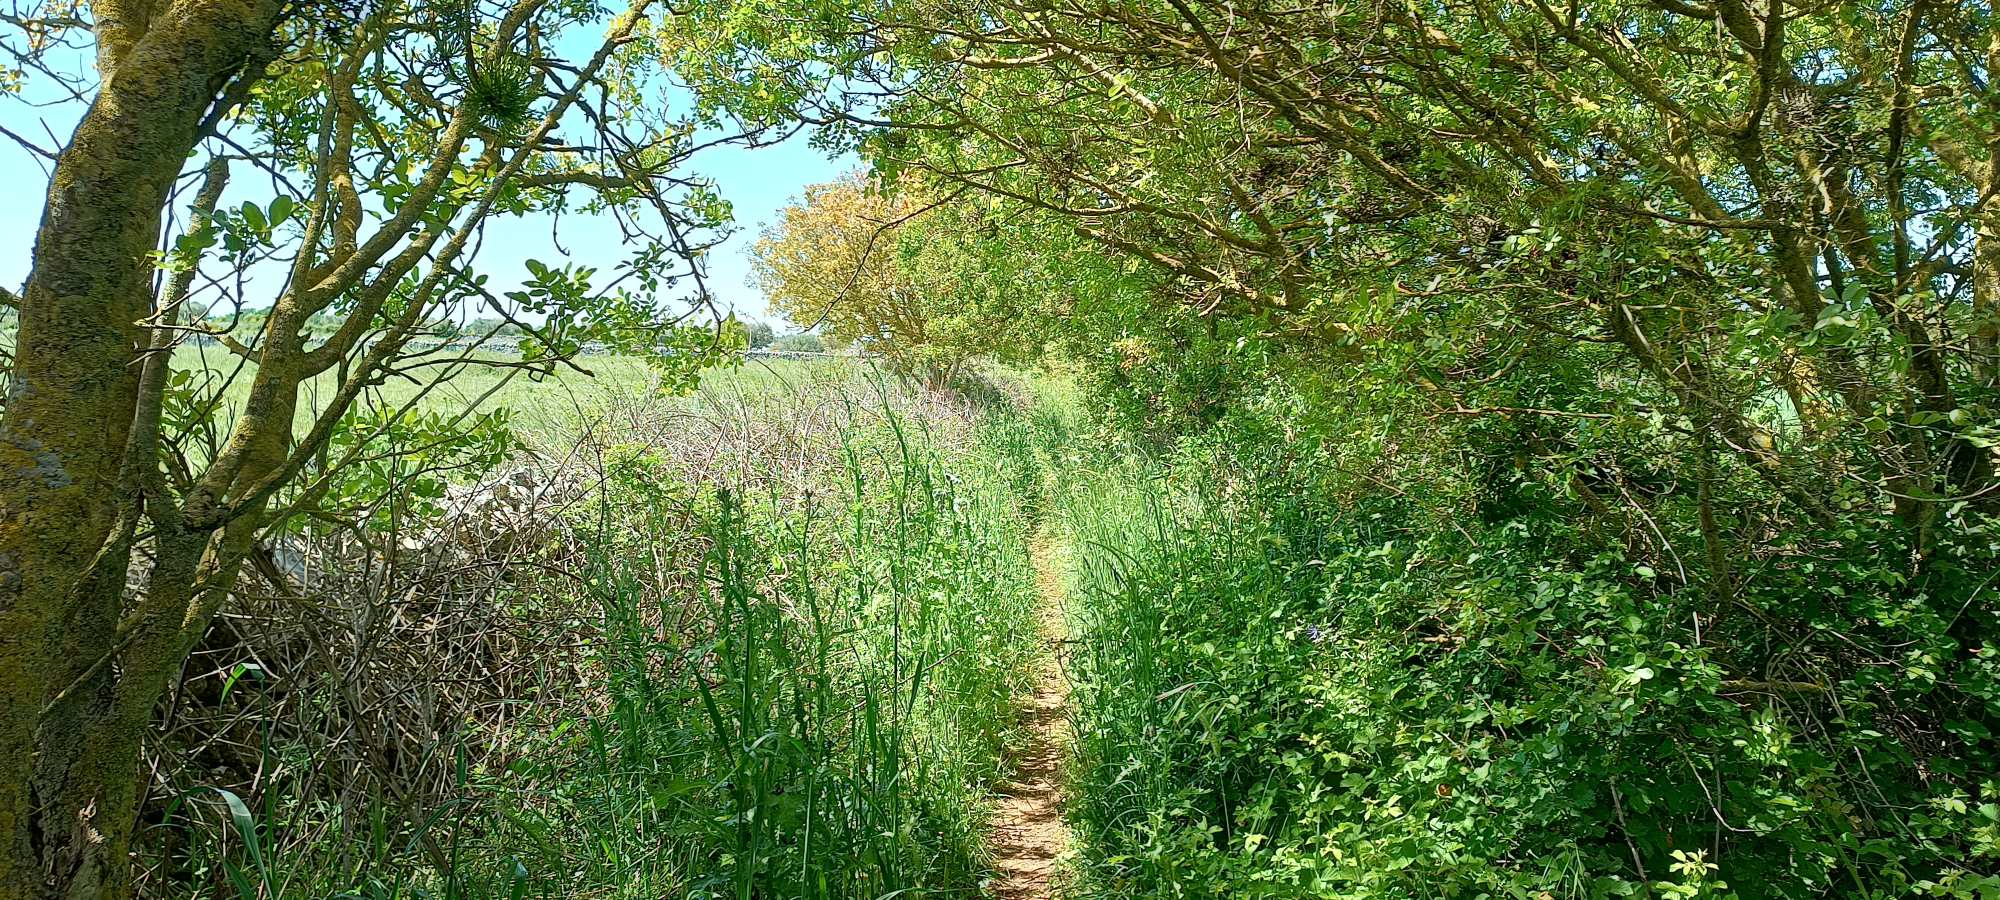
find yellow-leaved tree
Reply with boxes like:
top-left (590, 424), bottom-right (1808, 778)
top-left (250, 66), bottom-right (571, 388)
top-left (751, 175), bottom-right (1023, 387)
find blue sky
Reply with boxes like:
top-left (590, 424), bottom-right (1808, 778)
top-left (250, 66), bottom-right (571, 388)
top-left (0, 57), bottom-right (853, 327)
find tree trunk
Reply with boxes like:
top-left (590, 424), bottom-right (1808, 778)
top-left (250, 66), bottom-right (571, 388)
top-left (0, 2), bottom-right (285, 896)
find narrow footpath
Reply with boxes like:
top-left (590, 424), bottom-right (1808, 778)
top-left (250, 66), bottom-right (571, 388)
top-left (986, 529), bottom-right (1073, 900)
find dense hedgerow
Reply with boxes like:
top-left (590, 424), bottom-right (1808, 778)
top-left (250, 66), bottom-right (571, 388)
top-left (1058, 402), bottom-right (2000, 899)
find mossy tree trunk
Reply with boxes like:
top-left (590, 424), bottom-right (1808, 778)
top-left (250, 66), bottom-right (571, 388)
top-left (0, 1), bottom-right (286, 896)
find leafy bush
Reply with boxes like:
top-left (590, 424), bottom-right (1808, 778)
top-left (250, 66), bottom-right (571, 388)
top-left (1059, 414), bottom-right (2000, 899)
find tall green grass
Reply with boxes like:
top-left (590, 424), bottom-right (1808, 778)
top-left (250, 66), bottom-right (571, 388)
top-left (158, 385), bottom-right (1042, 899)
top-left (1055, 458), bottom-right (1302, 897)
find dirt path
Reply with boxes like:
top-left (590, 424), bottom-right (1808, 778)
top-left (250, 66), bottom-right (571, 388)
top-left (986, 530), bottom-right (1073, 900)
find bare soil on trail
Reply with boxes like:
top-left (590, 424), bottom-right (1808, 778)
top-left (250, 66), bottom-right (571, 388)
top-left (986, 532), bottom-right (1073, 900)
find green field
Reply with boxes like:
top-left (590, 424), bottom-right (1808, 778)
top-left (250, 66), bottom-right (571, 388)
top-left (163, 340), bottom-right (856, 445)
